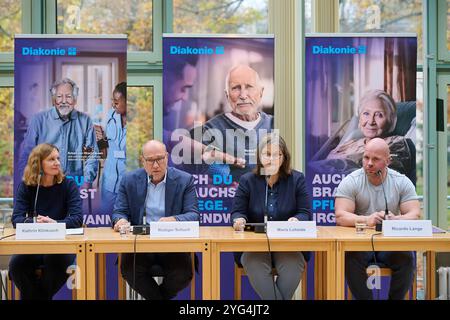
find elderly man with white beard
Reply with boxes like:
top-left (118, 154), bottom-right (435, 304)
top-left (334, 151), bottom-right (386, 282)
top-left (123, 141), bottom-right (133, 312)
top-left (18, 77), bottom-right (98, 184)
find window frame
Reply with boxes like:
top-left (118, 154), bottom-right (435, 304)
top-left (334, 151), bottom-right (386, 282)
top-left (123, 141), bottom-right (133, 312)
top-left (437, 0), bottom-right (450, 61)
top-left (46, 0), bottom-right (163, 64)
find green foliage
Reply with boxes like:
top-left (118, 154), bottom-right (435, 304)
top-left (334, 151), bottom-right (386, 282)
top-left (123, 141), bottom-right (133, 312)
top-left (339, 0), bottom-right (423, 60)
top-left (0, 88), bottom-right (14, 197)
top-left (57, 0), bottom-right (153, 51)
top-left (126, 87), bottom-right (153, 171)
top-left (173, 0), bottom-right (268, 34)
top-left (0, 0), bottom-right (21, 51)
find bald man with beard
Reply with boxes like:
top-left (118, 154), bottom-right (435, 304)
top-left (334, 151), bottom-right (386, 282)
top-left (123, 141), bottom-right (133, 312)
top-left (335, 138), bottom-right (420, 300)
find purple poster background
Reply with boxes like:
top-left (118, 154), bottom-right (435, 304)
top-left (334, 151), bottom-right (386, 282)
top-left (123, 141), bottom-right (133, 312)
top-left (163, 36), bottom-right (274, 227)
top-left (14, 36), bottom-right (127, 227)
top-left (305, 35), bottom-right (417, 226)
top-left (162, 36), bottom-right (274, 299)
top-left (14, 36), bottom-right (127, 300)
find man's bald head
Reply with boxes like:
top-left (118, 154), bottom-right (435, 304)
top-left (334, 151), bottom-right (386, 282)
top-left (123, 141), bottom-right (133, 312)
top-left (365, 138), bottom-right (390, 159)
top-left (142, 140), bottom-right (167, 155)
top-left (362, 138), bottom-right (391, 178)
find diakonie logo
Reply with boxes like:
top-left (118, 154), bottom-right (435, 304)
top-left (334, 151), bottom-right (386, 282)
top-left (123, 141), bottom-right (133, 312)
top-left (169, 45), bottom-right (224, 55)
top-left (312, 45), bottom-right (366, 55)
top-left (21, 47), bottom-right (77, 56)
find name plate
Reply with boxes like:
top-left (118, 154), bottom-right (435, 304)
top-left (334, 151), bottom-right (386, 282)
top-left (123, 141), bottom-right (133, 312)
top-left (382, 220), bottom-right (432, 237)
top-left (16, 223), bottom-right (66, 240)
top-left (267, 221), bottom-right (317, 238)
top-left (149, 221), bottom-right (199, 238)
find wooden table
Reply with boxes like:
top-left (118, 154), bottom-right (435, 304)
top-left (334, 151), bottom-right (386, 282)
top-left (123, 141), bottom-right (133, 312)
top-left (0, 228), bottom-right (87, 300)
top-left (333, 226), bottom-right (450, 300)
top-left (206, 226), bottom-right (337, 300)
top-left (84, 227), bottom-right (212, 300)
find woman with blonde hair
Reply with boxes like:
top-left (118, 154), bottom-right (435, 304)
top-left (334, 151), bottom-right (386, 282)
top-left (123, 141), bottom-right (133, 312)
top-left (9, 143), bottom-right (82, 300)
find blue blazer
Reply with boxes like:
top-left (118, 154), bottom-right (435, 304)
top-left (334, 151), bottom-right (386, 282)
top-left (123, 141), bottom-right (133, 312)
top-left (231, 170), bottom-right (312, 263)
top-left (112, 167), bottom-right (199, 225)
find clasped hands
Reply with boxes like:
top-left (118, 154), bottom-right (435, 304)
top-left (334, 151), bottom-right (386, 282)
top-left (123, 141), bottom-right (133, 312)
top-left (232, 216), bottom-right (299, 231)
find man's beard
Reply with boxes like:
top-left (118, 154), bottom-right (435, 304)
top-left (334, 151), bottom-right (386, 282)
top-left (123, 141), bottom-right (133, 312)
top-left (56, 103), bottom-right (74, 119)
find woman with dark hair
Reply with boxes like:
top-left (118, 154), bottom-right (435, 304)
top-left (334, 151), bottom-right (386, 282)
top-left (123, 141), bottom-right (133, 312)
top-left (231, 133), bottom-right (312, 300)
top-left (9, 143), bottom-right (82, 300)
top-left (101, 82), bottom-right (127, 213)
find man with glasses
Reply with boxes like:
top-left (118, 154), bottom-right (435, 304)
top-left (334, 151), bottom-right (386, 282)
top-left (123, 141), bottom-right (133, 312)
top-left (18, 77), bottom-right (98, 184)
top-left (112, 139), bottom-right (199, 300)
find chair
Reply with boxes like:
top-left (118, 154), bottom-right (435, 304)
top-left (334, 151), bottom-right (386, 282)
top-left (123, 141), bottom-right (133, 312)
top-left (234, 263), bottom-right (308, 300)
top-left (9, 267), bottom-right (78, 300)
top-left (346, 266), bottom-right (417, 300)
top-left (118, 252), bottom-right (197, 300)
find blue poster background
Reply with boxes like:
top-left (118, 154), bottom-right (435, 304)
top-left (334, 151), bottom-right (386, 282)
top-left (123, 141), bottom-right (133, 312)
top-left (14, 35), bottom-right (127, 299)
top-left (163, 35), bottom-right (274, 299)
top-left (305, 35), bottom-right (417, 226)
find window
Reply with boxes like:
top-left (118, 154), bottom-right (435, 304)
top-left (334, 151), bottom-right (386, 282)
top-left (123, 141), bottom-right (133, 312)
top-left (0, 88), bottom-right (13, 198)
top-left (416, 72), bottom-right (424, 198)
top-left (447, 84), bottom-right (450, 229)
top-left (127, 87), bottom-right (154, 170)
top-left (0, 0), bottom-right (21, 51)
top-left (304, 0), bottom-right (312, 33)
top-left (173, 0), bottom-right (268, 34)
top-left (338, 0), bottom-right (423, 63)
top-left (447, 0), bottom-right (450, 51)
top-left (57, 0), bottom-right (153, 51)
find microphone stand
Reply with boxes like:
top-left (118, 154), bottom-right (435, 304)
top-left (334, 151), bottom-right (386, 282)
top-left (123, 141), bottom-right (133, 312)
top-left (253, 175), bottom-right (270, 233)
top-left (264, 175), bottom-right (270, 233)
top-left (264, 174), bottom-right (277, 300)
top-left (132, 174), bottom-right (151, 235)
top-left (33, 173), bottom-right (42, 223)
top-left (376, 170), bottom-right (388, 232)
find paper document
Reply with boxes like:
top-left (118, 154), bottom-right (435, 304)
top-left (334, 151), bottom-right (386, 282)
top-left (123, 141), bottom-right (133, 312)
top-left (66, 228), bottom-right (84, 235)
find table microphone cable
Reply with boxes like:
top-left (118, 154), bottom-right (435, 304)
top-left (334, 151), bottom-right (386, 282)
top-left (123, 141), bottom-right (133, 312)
top-left (133, 233), bottom-right (138, 300)
top-left (371, 232), bottom-right (382, 265)
top-left (264, 179), bottom-right (278, 300)
top-left (264, 230), bottom-right (278, 300)
top-left (0, 233), bottom-right (15, 240)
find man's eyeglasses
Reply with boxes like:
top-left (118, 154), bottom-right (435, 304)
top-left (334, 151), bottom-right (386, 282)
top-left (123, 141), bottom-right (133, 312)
top-left (143, 155), bottom-right (166, 166)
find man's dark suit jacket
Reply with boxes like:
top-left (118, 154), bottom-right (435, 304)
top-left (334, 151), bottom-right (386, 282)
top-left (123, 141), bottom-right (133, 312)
top-left (112, 167), bottom-right (199, 225)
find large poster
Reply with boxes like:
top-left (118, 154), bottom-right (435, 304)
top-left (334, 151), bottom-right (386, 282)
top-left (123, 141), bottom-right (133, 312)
top-left (14, 35), bottom-right (127, 227)
top-left (163, 35), bottom-right (274, 225)
top-left (305, 35), bottom-right (417, 225)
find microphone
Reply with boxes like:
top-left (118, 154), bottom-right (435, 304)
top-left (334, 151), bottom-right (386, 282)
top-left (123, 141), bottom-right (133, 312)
top-left (32, 172), bottom-right (43, 223)
top-left (376, 170), bottom-right (388, 232)
top-left (263, 174), bottom-right (277, 299)
top-left (132, 174), bottom-right (151, 235)
top-left (264, 175), bottom-right (270, 231)
top-left (245, 175), bottom-right (270, 233)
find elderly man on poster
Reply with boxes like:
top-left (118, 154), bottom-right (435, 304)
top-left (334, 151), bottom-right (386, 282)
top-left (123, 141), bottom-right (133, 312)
top-left (18, 77), bottom-right (98, 184)
top-left (182, 64), bottom-right (273, 181)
